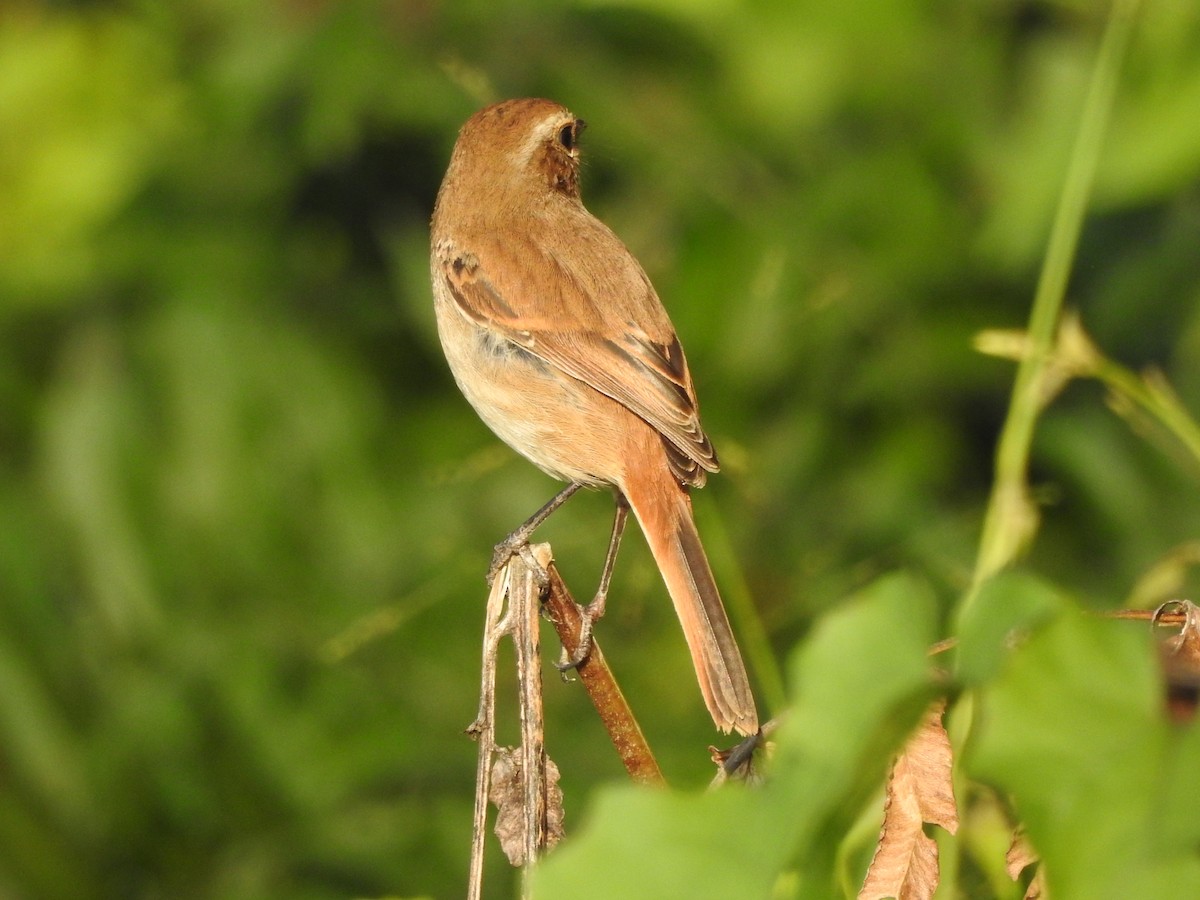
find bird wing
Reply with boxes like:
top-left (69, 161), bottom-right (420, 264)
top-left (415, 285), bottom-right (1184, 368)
top-left (434, 232), bottom-right (718, 486)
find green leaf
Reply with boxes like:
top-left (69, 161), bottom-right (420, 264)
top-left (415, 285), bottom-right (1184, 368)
top-left (956, 570), bottom-right (1068, 687)
top-left (971, 610), bottom-right (1200, 898)
top-left (533, 571), bottom-right (938, 899)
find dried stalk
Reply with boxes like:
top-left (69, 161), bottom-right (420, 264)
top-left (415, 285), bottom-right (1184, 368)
top-left (512, 547), bottom-right (550, 891)
top-left (542, 563), bottom-right (664, 786)
top-left (466, 541), bottom-right (666, 899)
top-left (466, 553), bottom-right (514, 900)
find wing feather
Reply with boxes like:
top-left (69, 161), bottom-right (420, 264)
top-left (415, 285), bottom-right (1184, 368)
top-left (436, 234), bottom-right (718, 485)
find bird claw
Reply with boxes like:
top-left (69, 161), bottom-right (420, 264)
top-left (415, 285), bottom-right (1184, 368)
top-left (488, 535), bottom-right (550, 594)
top-left (554, 592), bottom-right (606, 673)
top-left (487, 533), bottom-right (525, 586)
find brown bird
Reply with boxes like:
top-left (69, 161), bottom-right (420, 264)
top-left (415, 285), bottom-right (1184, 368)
top-left (430, 98), bottom-right (758, 736)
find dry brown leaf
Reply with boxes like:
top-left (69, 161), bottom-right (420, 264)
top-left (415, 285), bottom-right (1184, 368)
top-left (1005, 827), bottom-right (1044, 900)
top-left (1154, 599), bottom-right (1200, 723)
top-left (1004, 827), bottom-right (1038, 880)
top-left (1024, 868), bottom-right (1047, 900)
top-left (489, 746), bottom-right (564, 866)
top-left (859, 700), bottom-right (959, 900)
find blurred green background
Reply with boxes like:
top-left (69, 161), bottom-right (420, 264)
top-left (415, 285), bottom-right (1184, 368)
top-left (1, 0), bottom-right (1198, 897)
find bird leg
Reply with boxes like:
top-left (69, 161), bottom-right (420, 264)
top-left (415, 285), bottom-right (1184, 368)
top-left (556, 494), bottom-right (629, 670)
top-left (487, 482), bottom-right (585, 586)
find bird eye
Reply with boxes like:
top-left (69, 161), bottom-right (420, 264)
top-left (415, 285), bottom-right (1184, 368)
top-left (558, 119), bottom-right (585, 152)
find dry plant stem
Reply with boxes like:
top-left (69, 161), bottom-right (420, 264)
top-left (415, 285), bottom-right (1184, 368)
top-left (512, 548), bottom-right (551, 894)
top-left (467, 562), bottom-right (514, 900)
top-left (542, 563), bottom-right (666, 786)
top-left (465, 537), bottom-right (664, 898)
top-left (1108, 608), bottom-right (1187, 625)
top-left (467, 546), bottom-right (558, 900)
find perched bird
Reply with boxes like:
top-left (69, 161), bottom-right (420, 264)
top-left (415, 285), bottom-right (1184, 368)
top-left (430, 98), bottom-right (758, 736)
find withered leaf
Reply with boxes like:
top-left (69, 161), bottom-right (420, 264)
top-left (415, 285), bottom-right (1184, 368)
top-left (489, 746), bottom-right (564, 866)
top-left (1004, 827), bottom-right (1038, 880)
top-left (1154, 599), bottom-right (1200, 723)
top-left (1005, 828), bottom-right (1044, 900)
top-left (859, 700), bottom-right (959, 900)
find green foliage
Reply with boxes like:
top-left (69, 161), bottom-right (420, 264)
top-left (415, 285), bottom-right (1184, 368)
top-left (537, 578), bottom-right (1200, 899)
top-left (972, 610), bottom-right (1200, 898)
top-left (1, 0), bottom-right (1199, 897)
top-left (535, 573), bottom-right (938, 899)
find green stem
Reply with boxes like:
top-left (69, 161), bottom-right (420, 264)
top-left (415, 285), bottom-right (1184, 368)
top-left (965, 0), bottom-right (1141, 610)
top-left (1094, 358), bottom-right (1200, 470)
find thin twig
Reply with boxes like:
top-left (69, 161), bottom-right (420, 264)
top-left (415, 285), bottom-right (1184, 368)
top-left (542, 563), bottom-right (665, 786)
top-left (511, 547), bottom-right (550, 897)
top-left (467, 563), bottom-right (514, 900)
top-left (1106, 607), bottom-right (1189, 626)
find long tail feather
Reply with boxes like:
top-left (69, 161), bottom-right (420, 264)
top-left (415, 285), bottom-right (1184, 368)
top-left (624, 476), bottom-right (758, 735)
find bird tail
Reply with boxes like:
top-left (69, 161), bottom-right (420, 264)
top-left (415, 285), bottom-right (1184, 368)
top-left (624, 474), bottom-right (759, 735)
